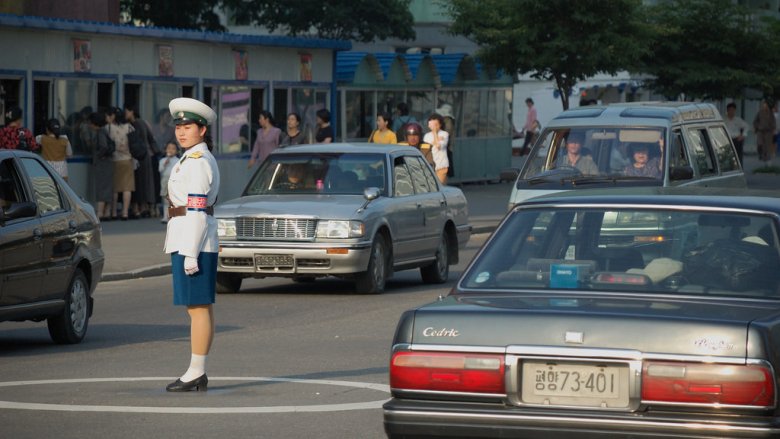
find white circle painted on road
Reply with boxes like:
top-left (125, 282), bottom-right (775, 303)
top-left (0, 377), bottom-right (390, 414)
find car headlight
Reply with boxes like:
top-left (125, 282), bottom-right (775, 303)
top-left (316, 220), bottom-right (364, 238)
top-left (217, 218), bottom-right (236, 239)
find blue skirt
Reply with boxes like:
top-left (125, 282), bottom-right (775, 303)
top-left (171, 252), bottom-right (218, 306)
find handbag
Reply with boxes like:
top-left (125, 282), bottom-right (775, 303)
top-left (127, 127), bottom-right (147, 160)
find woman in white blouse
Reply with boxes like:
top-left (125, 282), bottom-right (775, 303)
top-left (423, 113), bottom-right (450, 184)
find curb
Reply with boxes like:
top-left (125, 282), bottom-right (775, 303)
top-left (100, 226), bottom-right (502, 282)
top-left (101, 263), bottom-right (171, 282)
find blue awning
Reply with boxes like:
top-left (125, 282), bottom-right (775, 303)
top-left (337, 52), bottom-right (482, 85)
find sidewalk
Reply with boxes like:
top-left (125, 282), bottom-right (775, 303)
top-left (100, 152), bottom-right (777, 282)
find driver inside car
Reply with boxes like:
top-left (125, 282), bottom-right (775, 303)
top-left (556, 132), bottom-right (599, 175)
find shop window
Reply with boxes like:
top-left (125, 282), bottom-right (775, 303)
top-left (291, 88), bottom-right (328, 143)
top-left (55, 78), bottom-right (95, 155)
top-left (345, 90), bottom-right (373, 140)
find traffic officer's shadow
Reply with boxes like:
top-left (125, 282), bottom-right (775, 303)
top-left (211, 366), bottom-right (388, 392)
top-left (0, 323), bottom-right (242, 356)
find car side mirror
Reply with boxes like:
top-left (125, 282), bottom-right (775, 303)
top-left (0, 201), bottom-right (37, 225)
top-left (358, 187), bottom-right (381, 213)
top-left (669, 165), bottom-right (694, 181)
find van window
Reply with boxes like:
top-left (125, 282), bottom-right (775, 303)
top-left (670, 130), bottom-right (690, 169)
top-left (708, 126), bottom-right (739, 172)
top-left (686, 128), bottom-right (716, 176)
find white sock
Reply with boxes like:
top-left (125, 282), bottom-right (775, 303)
top-left (180, 354), bottom-right (206, 382)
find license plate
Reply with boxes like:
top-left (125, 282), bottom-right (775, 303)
top-left (255, 254), bottom-right (294, 268)
top-left (521, 360), bottom-right (629, 408)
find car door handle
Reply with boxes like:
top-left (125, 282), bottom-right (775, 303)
top-left (440, 200), bottom-right (446, 206)
top-left (68, 220), bottom-right (77, 231)
top-left (32, 228), bottom-right (43, 240)
top-left (416, 203), bottom-right (422, 209)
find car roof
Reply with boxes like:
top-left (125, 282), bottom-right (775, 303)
top-left (516, 186), bottom-right (780, 214)
top-left (268, 142), bottom-right (421, 156)
top-left (546, 101), bottom-right (722, 129)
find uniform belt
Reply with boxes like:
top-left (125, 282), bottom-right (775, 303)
top-left (168, 205), bottom-right (214, 218)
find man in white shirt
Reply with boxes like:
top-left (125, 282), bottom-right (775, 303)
top-left (724, 102), bottom-right (749, 165)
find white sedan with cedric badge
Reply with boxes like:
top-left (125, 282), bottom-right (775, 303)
top-left (214, 143), bottom-right (471, 294)
top-left (384, 187), bottom-right (780, 438)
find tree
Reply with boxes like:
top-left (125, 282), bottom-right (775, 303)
top-left (641, 0), bottom-right (780, 100)
top-left (120, 0), bottom-right (416, 42)
top-left (226, 0), bottom-right (415, 42)
top-left (120, 0), bottom-right (224, 31)
top-left (443, 0), bottom-right (648, 110)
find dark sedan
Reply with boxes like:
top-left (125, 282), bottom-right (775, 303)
top-left (0, 150), bottom-right (103, 344)
top-left (385, 187), bottom-right (780, 438)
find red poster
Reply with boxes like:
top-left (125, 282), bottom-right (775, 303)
top-left (158, 45), bottom-right (174, 77)
top-left (234, 50), bottom-right (248, 80)
top-left (300, 53), bottom-right (312, 82)
top-left (73, 39), bottom-right (91, 73)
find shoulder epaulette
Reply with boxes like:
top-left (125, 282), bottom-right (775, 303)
top-left (190, 151), bottom-right (204, 159)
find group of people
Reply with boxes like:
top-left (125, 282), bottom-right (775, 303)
top-left (364, 102), bottom-right (454, 184)
top-left (82, 105), bottom-right (172, 222)
top-left (246, 108), bottom-right (332, 167)
top-left (720, 99), bottom-right (780, 167)
top-left (245, 102), bottom-right (454, 184)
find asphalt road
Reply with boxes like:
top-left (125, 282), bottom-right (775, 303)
top-left (0, 234), bottom-right (490, 439)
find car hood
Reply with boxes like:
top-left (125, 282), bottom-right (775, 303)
top-left (216, 194), bottom-right (368, 218)
top-left (409, 294), bottom-right (780, 357)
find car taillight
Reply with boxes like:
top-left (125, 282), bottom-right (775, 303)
top-left (642, 361), bottom-right (775, 407)
top-left (390, 351), bottom-right (505, 394)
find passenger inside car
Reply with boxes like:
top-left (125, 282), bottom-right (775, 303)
top-left (275, 163), bottom-right (312, 191)
top-left (623, 141), bottom-right (663, 178)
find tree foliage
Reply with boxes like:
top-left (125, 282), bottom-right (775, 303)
top-left (120, 0), bottom-right (416, 42)
top-left (226, 0), bottom-right (415, 42)
top-left (120, 0), bottom-right (224, 31)
top-left (641, 0), bottom-right (780, 100)
top-left (443, 0), bottom-right (648, 110)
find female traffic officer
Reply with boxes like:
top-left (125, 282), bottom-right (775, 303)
top-left (164, 98), bottom-right (220, 392)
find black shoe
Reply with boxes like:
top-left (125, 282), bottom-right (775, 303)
top-left (166, 374), bottom-right (208, 392)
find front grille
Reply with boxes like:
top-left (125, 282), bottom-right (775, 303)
top-left (220, 257), bottom-right (253, 267)
top-left (237, 217), bottom-right (316, 240)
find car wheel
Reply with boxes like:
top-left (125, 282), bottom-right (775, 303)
top-left (47, 268), bottom-right (90, 344)
top-left (355, 234), bottom-right (388, 294)
top-left (216, 272), bottom-right (242, 294)
top-left (421, 231), bottom-right (450, 284)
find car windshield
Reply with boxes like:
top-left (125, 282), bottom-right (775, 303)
top-left (521, 127), bottom-right (667, 182)
top-left (244, 153), bottom-right (387, 196)
top-left (461, 206), bottom-right (780, 299)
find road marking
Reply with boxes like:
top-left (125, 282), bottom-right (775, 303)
top-left (0, 377), bottom-right (390, 414)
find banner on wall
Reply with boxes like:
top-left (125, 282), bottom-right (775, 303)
top-left (234, 49), bottom-right (248, 80)
top-left (158, 45), bottom-right (174, 77)
top-left (73, 39), bottom-right (91, 73)
top-left (300, 53), bottom-right (312, 82)
top-left (221, 90), bottom-right (251, 153)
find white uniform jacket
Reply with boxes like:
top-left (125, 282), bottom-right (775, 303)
top-left (164, 143), bottom-right (220, 257)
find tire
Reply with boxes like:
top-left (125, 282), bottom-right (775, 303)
top-left (216, 272), bottom-right (242, 294)
top-left (47, 269), bottom-right (90, 344)
top-left (354, 234), bottom-right (388, 294)
top-left (421, 231), bottom-right (450, 284)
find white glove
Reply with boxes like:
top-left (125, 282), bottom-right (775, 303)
top-left (184, 256), bottom-right (199, 275)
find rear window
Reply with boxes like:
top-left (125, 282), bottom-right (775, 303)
top-left (461, 206), bottom-right (780, 299)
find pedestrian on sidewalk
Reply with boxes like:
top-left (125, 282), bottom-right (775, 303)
top-left (35, 118), bottom-right (73, 181)
top-left (0, 106), bottom-right (38, 151)
top-left (425, 113), bottom-right (450, 184)
top-left (368, 111), bottom-right (397, 144)
top-left (164, 97), bottom-right (220, 392)
top-left (754, 98), bottom-right (776, 165)
top-left (520, 98), bottom-right (537, 155)
top-left (724, 102), bottom-right (749, 166)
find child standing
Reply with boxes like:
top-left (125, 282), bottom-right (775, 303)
top-left (158, 141), bottom-right (179, 223)
top-left (35, 118), bottom-right (72, 181)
